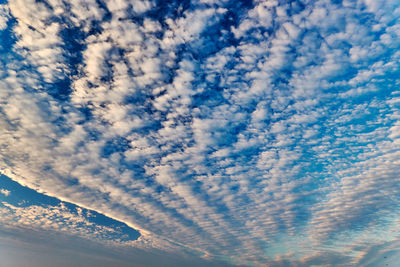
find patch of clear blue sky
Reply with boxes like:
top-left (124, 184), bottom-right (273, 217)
top-left (0, 174), bottom-right (140, 241)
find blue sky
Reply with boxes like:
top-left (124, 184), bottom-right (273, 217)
top-left (1, 0), bottom-right (400, 266)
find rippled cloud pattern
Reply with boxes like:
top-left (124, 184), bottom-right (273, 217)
top-left (1, 0), bottom-right (400, 266)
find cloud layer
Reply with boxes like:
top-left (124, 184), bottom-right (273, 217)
top-left (1, 0), bottom-right (400, 265)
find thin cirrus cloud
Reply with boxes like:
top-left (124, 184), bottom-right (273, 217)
top-left (0, 0), bottom-right (400, 266)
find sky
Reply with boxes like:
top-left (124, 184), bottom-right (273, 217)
top-left (0, 0), bottom-right (400, 266)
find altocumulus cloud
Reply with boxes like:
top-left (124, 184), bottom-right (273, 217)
top-left (0, 188), bottom-right (10, 196)
top-left (1, 0), bottom-right (400, 266)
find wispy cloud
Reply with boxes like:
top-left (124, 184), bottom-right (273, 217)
top-left (0, 189), bottom-right (10, 197)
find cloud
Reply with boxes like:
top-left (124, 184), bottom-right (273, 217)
top-left (0, 201), bottom-right (134, 244)
top-left (1, 0), bottom-right (400, 266)
top-left (0, 5), bottom-right (10, 31)
top-left (0, 189), bottom-right (10, 197)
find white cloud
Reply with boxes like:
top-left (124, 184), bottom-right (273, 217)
top-left (0, 5), bottom-right (10, 31)
top-left (0, 189), bottom-right (10, 197)
top-left (1, 0), bottom-right (400, 265)
top-left (0, 202), bottom-right (119, 240)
